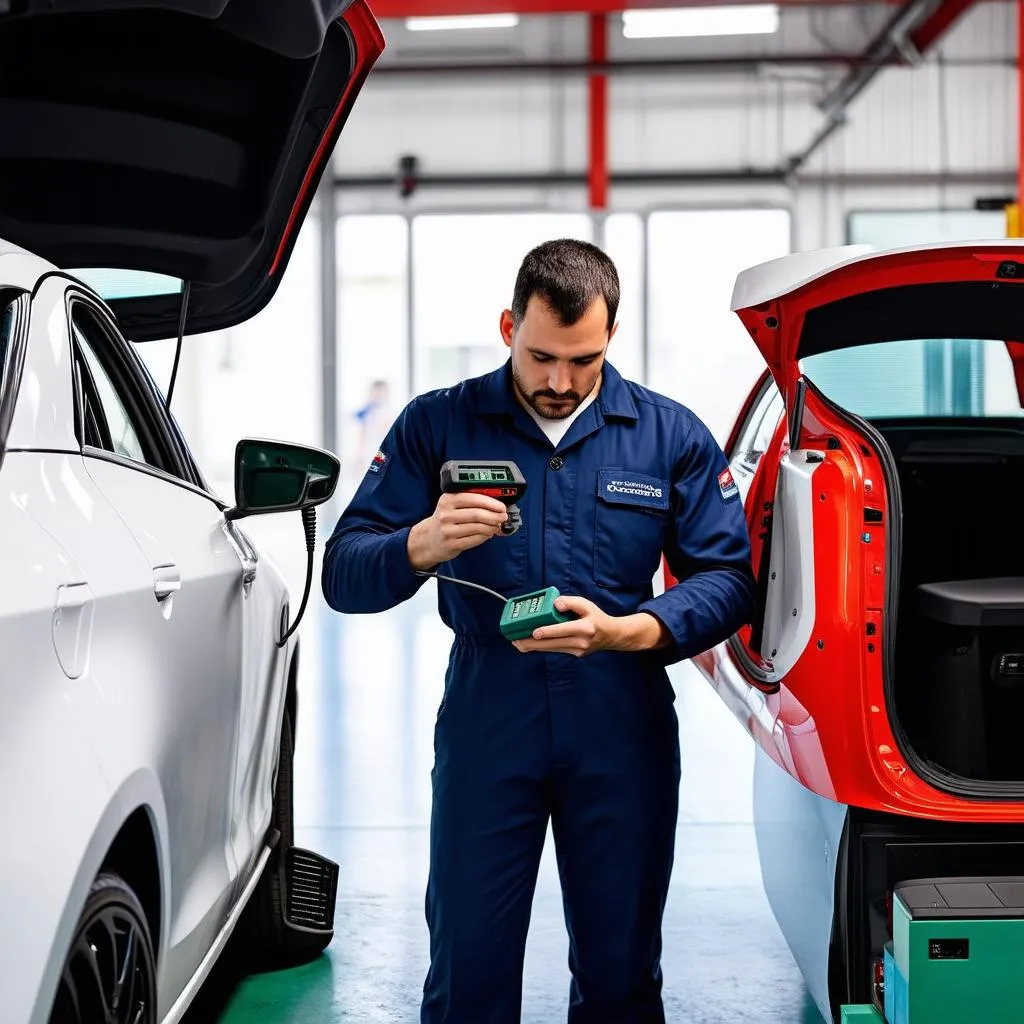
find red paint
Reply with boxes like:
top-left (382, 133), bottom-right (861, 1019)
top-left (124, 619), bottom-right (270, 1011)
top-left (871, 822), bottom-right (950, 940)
top-left (268, 0), bottom-right (386, 279)
top-left (716, 243), bottom-right (1024, 824)
top-left (908, 0), bottom-right (979, 55)
top-left (371, 0), bottom-right (905, 18)
top-left (588, 13), bottom-right (607, 211)
top-left (470, 487), bottom-right (521, 498)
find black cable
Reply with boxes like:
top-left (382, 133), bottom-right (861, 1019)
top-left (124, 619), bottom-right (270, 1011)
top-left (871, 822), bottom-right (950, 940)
top-left (415, 570), bottom-right (507, 604)
top-left (165, 280), bottom-right (190, 412)
top-left (277, 506), bottom-right (317, 647)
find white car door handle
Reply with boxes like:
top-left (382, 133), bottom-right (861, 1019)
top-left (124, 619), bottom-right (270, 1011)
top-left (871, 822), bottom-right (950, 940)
top-left (153, 564), bottom-right (181, 602)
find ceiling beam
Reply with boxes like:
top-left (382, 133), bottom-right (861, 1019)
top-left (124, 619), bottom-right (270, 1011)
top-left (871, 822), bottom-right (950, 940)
top-left (786, 0), bottom-right (981, 173)
top-left (367, 52), bottom-right (1007, 77)
top-left (332, 167), bottom-right (1015, 189)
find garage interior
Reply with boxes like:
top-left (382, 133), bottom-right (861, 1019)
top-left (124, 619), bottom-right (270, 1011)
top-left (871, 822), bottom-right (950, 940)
top-left (127, 0), bottom-right (1024, 1020)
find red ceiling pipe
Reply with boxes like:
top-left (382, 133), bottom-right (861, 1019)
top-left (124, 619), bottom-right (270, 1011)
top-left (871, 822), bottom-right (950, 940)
top-left (588, 12), bottom-right (608, 209)
top-left (909, 0), bottom-right (980, 53)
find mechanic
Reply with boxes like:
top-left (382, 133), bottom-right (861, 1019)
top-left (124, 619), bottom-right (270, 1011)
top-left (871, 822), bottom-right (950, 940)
top-left (321, 238), bottom-right (756, 1023)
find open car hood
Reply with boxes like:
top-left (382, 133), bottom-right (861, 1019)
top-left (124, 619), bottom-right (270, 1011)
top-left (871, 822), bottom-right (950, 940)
top-left (732, 239), bottom-right (1024, 400)
top-left (0, 0), bottom-right (383, 340)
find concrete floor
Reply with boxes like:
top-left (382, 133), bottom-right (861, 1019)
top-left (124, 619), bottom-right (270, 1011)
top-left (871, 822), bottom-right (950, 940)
top-left (183, 532), bottom-right (826, 1023)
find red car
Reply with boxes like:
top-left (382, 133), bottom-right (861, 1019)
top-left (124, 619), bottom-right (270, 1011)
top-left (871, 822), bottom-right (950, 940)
top-left (672, 239), bottom-right (1024, 1020)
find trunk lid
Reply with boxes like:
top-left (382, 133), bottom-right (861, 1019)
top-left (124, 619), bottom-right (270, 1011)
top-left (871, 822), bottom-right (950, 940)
top-left (0, 0), bottom-right (383, 339)
top-left (732, 240), bottom-right (1024, 405)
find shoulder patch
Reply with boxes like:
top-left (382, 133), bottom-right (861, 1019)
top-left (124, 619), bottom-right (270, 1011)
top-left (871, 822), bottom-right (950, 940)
top-left (368, 449), bottom-right (390, 474)
top-left (718, 467), bottom-right (739, 502)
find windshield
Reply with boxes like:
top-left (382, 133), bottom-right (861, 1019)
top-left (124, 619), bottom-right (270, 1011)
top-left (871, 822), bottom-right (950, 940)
top-left (800, 338), bottom-right (1024, 419)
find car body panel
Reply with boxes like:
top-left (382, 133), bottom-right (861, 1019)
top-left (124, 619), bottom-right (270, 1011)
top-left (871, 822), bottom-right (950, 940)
top-left (731, 239), bottom-right (1024, 403)
top-left (753, 744), bottom-right (849, 1024)
top-left (7, 273), bottom-right (81, 452)
top-left (0, 0), bottom-right (385, 340)
top-left (79, 452), bottom-right (249, 1006)
top-left (0, 263), bottom-right (297, 1022)
top-left (697, 239), bottom-right (1024, 824)
top-left (682, 238), bottom-right (1024, 1020)
top-left (0, 1), bottom-right (379, 1018)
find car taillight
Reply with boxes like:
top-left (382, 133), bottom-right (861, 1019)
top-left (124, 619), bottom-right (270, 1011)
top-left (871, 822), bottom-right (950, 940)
top-left (873, 958), bottom-right (885, 1008)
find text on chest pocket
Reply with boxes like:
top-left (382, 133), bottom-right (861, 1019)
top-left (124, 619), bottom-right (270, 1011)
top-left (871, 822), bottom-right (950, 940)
top-left (593, 469), bottom-right (669, 589)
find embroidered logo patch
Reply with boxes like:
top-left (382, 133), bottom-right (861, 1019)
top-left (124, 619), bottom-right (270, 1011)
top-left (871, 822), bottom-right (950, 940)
top-left (605, 479), bottom-right (664, 500)
top-left (368, 449), bottom-right (390, 474)
top-left (597, 470), bottom-right (670, 511)
top-left (718, 467), bottom-right (739, 502)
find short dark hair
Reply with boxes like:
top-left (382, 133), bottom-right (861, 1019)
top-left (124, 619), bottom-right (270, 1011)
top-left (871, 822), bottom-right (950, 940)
top-left (511, 238), bottom-right (620, 333)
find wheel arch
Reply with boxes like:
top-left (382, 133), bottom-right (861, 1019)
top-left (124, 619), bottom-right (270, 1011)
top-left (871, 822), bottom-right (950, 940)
top-left (31, 769), bottom-right (170, 1024)
top-left (99, 805), bottom-right (163, 962)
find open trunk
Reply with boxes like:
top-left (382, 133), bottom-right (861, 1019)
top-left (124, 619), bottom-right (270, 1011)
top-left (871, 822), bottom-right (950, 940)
top-left (871, 414), bottom-right (1024, 785)
top-left (733, 244), bottom-right (1024, 797)
top-left (0, 0), bottom-right (383, 340)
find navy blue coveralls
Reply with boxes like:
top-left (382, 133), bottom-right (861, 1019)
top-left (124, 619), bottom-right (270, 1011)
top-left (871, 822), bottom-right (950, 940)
top-left (322, 360), bottom-right (755, 1023)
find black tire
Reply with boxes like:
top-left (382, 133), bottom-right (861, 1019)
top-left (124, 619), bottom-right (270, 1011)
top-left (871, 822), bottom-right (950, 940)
top-left (238, 705), bottom-right (328, 968)
top-left (48, 872), bottom-right (157, 1024)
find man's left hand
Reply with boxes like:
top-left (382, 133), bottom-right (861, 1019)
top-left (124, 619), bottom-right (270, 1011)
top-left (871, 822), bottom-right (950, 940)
top-left (511, 595), bottom-right (670, 657)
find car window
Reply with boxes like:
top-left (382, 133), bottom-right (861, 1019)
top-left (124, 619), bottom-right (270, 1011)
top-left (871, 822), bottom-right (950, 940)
top-left (733, 379), bottom-right (783, 471)
top-left (0, 299), bottom-right (14, 375)
top-left (74, 322), bottom-right (148, 463)
top-left (69, 298), bottom-right (193, 483)
top-left (800, 339), bottom-right (1024, 419)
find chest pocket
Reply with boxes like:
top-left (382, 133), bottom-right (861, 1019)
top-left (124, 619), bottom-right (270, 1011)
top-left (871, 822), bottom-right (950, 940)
top-left (593, 469), bottom-right (670, 590)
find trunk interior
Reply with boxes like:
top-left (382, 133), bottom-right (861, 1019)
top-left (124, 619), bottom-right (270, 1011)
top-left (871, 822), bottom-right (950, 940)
top-left (875, 417), bottom-right (1024, 784)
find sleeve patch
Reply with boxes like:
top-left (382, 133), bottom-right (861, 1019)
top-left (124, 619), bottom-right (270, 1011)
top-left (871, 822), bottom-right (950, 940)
top-left (718, 467), bottom-right (739, 502)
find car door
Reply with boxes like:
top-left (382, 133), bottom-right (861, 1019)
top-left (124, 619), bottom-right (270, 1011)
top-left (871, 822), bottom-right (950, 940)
top-left (65, 291), bottom-right (248, 1006)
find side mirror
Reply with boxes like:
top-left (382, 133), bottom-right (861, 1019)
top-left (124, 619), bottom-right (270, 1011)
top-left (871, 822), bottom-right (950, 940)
top-left (225, 439), bottom-right (339, 521)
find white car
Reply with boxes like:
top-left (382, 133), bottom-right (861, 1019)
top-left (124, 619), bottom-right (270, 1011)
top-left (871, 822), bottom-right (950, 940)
top-left (0, 2), bottom-right (383, 1023)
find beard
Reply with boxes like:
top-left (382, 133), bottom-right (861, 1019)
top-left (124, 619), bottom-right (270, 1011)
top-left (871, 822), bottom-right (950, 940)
top-left (511, 361), bottom-right (598, 420)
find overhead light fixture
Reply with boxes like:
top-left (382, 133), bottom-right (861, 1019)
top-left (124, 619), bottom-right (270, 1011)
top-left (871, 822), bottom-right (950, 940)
top-left (622, 4), bottom-right (779, 39)
top-left (405, 13), bottom-right (519, 30)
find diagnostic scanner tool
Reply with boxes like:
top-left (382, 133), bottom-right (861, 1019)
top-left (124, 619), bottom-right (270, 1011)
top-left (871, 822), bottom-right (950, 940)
top-left (417, 460), bottom-right (577, 640)
top-left (498, 586), bottom-right (574, 641)
top-left (440, 460), bottom-right (527, 535)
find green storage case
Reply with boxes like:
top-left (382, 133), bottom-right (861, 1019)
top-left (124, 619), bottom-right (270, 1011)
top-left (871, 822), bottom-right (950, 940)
top-left (840, 1006), bottom-right (884, 1022)
top-left (888, 876), bottom-right (1024, 1023)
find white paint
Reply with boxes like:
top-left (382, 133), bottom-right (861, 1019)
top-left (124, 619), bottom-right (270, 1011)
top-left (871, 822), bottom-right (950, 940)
top-left (733, 237), bottom-right (1024, 311)
top-left (0, 256), bottom-right (300, 1024)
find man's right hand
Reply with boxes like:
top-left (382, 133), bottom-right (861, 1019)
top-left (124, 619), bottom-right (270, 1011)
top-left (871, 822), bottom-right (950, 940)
top-left (407, 492), bottom-right (509, 570)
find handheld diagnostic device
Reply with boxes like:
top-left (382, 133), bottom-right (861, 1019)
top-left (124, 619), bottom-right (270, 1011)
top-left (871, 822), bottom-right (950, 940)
top-left (439, 460), bottom-right (526, 534)
top-left (497, 586), bottom-right (573, 641)
top-left (420, 460), bottom-right (576, 641)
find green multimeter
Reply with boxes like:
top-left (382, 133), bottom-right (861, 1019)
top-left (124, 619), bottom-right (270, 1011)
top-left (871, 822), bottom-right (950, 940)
top-left (436, 460), bottom-right (577, 640)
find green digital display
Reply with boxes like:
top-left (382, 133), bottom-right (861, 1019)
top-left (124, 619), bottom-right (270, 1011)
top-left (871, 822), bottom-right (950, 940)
top-left (458, 466), bottom-right (510, 482)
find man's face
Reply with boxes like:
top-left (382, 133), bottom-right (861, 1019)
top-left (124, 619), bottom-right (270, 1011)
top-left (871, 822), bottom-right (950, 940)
top-left (500, 295), bottom-right (617, 420)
